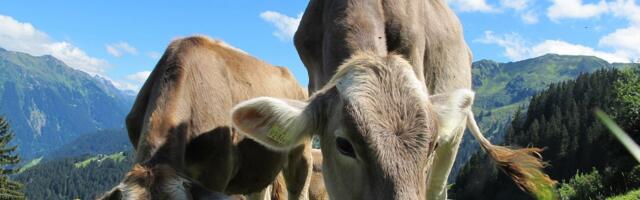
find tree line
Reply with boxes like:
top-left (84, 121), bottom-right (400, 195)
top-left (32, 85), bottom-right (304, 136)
top-left (453, 68), bottom-right (640, 199)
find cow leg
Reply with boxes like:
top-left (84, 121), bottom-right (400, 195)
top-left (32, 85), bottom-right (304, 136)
top-left (271, 173), bottom-right (288, 200)
top-left (426, 123), bottom-right (466, 199)
top-left (246, 185), bottom-right (272, 200)
top-left (282, 143), bottom-right (312, 200)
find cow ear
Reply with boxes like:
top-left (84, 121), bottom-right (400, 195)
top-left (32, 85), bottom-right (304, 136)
top-left (430, 89), bottom-right (474, 141)
top-left (231, 97), bottom-right (312, 150)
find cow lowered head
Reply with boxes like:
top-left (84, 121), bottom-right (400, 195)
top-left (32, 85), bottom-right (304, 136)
top-left (231, 52), bottom-right (474, 200)
top-left (98, 164), bottom-right (230, 200)
top-left (99, 123), bottom-right (230, 200)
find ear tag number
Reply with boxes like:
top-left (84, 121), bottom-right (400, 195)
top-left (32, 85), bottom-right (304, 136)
top-left (267, 124), bottom-right (290, 145)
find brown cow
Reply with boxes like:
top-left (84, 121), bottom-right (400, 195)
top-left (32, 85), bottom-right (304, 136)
top-left (308, 149), bottom-right (327, 200)
top-left (231, 0), bottom-right (554, 199)
top-left (269, 149), bottom-right (329, 200)
top-left (99, 36), bottom-right (312, 200)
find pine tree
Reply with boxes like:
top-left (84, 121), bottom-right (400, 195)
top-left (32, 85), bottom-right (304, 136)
top-left (0, 117), bottom-right (25, 200)
top-left (528, 119), bottom-right (540, 144)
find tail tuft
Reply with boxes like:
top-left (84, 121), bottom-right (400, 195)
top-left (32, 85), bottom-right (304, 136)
top-left (486, 145), bottom-right (557, 199)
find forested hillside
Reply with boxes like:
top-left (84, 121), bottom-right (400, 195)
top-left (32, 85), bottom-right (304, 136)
top-left (451, 54), bottom-right (639, 180)
top-left (14, 152), bottom-right (133, 200)
top-left (10, 129), bottom-right (132, 199)
top-left (453, 68), bottom-right (640, 199)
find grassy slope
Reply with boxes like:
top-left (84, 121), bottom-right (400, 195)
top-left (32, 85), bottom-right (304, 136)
top-left (16, 157), bottom-right (42, 173)
top-left (74, 152), bottom-right (126, 168)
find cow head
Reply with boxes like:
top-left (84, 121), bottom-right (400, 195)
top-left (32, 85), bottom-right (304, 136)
top-left (99, 164), bottom-right (229, 200)
top-left (231, 52), bottom-right (474, 199)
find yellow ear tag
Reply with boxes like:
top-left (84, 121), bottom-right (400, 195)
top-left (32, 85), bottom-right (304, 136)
top-left (267, 124), bottom-right (290, 145)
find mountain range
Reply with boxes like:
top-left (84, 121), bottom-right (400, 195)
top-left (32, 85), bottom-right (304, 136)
top-left (0, 47), bottom-right (133, 159)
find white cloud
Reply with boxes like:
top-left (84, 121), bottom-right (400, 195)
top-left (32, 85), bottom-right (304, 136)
top-left (543, 0), bottom-right (640, 62)
top-left (547, 0), bottom-right (609, 21)
top-left (147, 51), bottom-right (161, 59)
top-left (110, 80), bottom-right (139, 91)
top-left (476, 31), bottom-right (630, 63)
top-left (447, 0), bottom-right (496, 12)
top-left (498, 0), bottom-right (538, 24)
top-left (500, 0), bottom-right (530, 10)
top-left (449, 0), bottom-right (536, 24)
top-left (531, 40), bottom-right (628, 62)
top-left (260, 11), bottom-right (301, 41)
top-left (0, 15), bottom-right (109, 75)
top-left (599, 26), bottom-right (640, 60)
top-left (609, 0), bottom-right (640, 25)
top-left (126, 71), bottom-right (151, 83)
top-left (476, 31), bottom-right (531, 60)
top-left (111, 71), bottom-right (152, 91)
top-left (600, 0), bottom-right (640, 62)
top-left (521, 10), bottom-right (539, 24)
top-left (546, 0), bottom-right (640, 24)
top-left (106, 42), bottom-right (138, 57)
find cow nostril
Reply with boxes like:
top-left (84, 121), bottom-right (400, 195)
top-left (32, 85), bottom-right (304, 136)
top-left (336, 137), bottom-right (356, 158)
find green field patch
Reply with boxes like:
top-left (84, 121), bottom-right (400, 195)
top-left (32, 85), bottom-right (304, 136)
top-left (74, 152), bottom-right (126, 168)
top-left (16, 157), bottom-right (43, 173)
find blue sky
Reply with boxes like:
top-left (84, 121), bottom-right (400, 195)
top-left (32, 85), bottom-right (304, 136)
top-left (1, 0), bottom-right (639, 90)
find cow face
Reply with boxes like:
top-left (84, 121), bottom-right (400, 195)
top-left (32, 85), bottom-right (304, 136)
top-left (232, 53), bottom-right (474, 200)
top-left (99, 164), bottom-right (229, 200)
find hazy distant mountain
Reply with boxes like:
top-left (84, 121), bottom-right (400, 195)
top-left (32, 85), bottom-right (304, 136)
top-left (450, 54), bottom-right (639, 180)
top-left (0, 47), bottom-right (133, 159)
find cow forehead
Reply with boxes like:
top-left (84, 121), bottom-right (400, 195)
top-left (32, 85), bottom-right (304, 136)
top-left (330, 53), bottom-right (437, 154)
top-left (342, 94), bottom-right (436, 155)
top-left (332, 53), bottom-right (429, 104)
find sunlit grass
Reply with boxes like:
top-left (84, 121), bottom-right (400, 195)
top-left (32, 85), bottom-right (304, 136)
top-left (16, 157), bottom-right (42, 173)
top-left (594, 109), bottom-right (640, 163)
top-left (606, 189), bottom-right (640, 200)
top-left (73, 152), bottom-right (126, 168)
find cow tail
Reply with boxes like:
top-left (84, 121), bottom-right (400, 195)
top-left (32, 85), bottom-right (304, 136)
top-left (466, 111), bottom-right (557, 199)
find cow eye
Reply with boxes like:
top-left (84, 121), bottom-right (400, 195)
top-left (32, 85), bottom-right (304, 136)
top-left (336, 137), bottom-right (356, 158)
